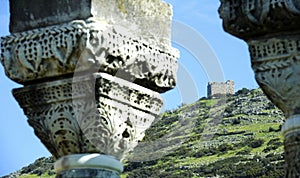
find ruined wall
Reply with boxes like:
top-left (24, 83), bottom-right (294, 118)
top-left (207, 80), bottom-right (234, 97)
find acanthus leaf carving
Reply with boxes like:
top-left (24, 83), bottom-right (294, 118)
top-left (1, 19), bottom-right (178, 92)
top-left (219, 0), bottom-right (300, 40)
top-left (249, 36), bottom-right (300, 117)
top-left (13, 73), bottom-right (162, 160)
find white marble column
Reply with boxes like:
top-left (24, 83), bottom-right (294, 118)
top-left (1, 0), bottom-right (178, 177)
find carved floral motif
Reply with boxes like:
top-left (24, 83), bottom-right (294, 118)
top-left (1, 19), bottom-right (178, 92)
top-left (219, 0), bottom-right (300, 39)
top-left (13, 73), bottom-right (162, 160)
top-left (219, 1), bottom-right (300, 177)
top-left (249, 36), bottom-right (300, 118)
top-left (2, 1), bottom-right (178, 176)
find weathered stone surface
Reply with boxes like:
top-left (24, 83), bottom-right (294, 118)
top-left (207, 80), bottom-right (234, 97)
top-left (219, 0), bottom-right (300, 118)
top-left (219, 1), bottom-right (300, 177)
top-left (4, 1), bottom-right (178, 177)
top-left (3, 0), bottom-right (178, 92)
top-left (9, 0), bottom-right (91, 33)
top-left (9, 0), bottom-right (172, 48)
top-left (248, 36), bottom-right (300, 118)
top-left (284, 128), bottom-right (300, 177)
top-left (13, 73), bottom-right (163, 160)
top-left (90, 0), bottom-right (173, 48)
top-left (282, 114), bottom-right (300, 178)
top-left (1, 19), bottom-right (178, 92)
top-left (219, 0), bottom-right (300, 40)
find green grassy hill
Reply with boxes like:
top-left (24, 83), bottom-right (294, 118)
top-left (5, 88), bottom-right (285, 178)
top-left (124, 88), bottom-right (284, 177)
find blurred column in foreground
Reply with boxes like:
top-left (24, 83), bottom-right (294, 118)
top-left (219, 0), bottom-right (300, 177)
top-left (0, 0), bottom-right (178, 177)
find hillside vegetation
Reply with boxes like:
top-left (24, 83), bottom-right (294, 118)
top-left (5, 88), bottom-right (285, 178)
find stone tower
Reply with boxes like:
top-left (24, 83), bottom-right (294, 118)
top-left (207, 80), bottom-right (234, 97)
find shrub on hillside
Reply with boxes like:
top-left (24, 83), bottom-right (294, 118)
top-left (249, 138), bottom-right (264, 148)
top-left (235, 88), bottom-right (250, 95)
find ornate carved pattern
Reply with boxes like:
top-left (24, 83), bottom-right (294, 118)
top-left (219, 1), bottom-right (300, 177)
top-left (13, 73), bottom-right (162, 160)
top-left (249, 38), bottom-right (300, 64)
top-left (219, 0), bottom-right (300, 39)
top-left (284, 130), bottom-right (300, 178)
top-left (1, 21), bottom-right (85, 80)
top-left (1, 19), bottom-right (178, 92)
top-left (249, 36), bottom-right (300, 117)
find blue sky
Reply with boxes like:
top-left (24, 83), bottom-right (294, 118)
top-left (0, 0), bottom-right (258, 176)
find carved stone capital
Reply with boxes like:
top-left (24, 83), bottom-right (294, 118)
top-left (219, 1), bottom-right (300, 177)
top-left (248, 35), bottom-right (300, 118)
top-left (13, 73), bottom-right (163, 160)
top-left (1, 19), bottom-right (178, 92)
top-left (219, 0), bottom-right (300, 40)
top-left (219, 0), bottom-right (300, 118)
top-left (4, 1), bottom-right (178, 176)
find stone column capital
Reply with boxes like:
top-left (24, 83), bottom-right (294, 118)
top-left (219, 0), bottom-right (300, 40)
top-left (219, 0), bottom-right (300, 119)
top-left (2, 1), bottom-right (179, 177)
top-left (12, 73), bottom-right (163, 160)
top-left (1, 18), bottom-right (178, 92)
top-left (219, 1), bottom-right (300, 177)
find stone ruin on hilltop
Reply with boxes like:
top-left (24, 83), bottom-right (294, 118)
top-left (207, 80), bottom-right (234, 97)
